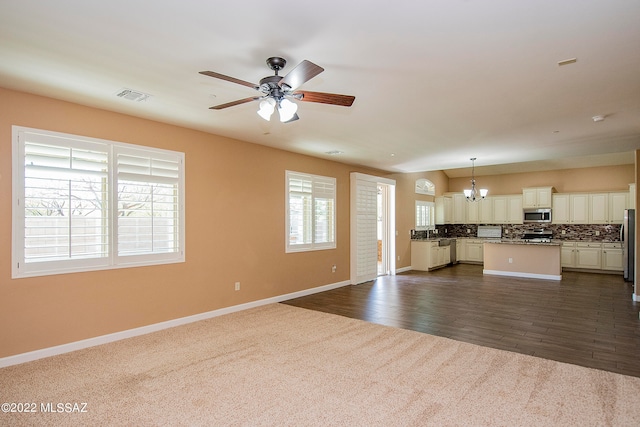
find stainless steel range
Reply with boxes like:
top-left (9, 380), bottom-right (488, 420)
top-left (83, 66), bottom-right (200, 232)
top-left (522, 228), bottom-right (553, 243)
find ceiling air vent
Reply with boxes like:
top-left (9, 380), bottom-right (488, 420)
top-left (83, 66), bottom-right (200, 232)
top-left (116, 88), bottom-right (151, 102)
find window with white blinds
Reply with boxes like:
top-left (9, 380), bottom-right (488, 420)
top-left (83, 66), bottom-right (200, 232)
top-left (286, 171), bottom-right (336, 252)
top-left (416, 200), bottom-right (435, 231)
top-left (12, 126), bottom-right (185, 278)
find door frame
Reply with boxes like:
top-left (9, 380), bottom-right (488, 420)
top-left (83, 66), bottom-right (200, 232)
top-left (350, 172), bottom-right (396, 285)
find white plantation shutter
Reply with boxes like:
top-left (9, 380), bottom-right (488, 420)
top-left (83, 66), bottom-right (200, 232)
top-left (353, 178), bottom-right (378, 283)
top-left (416, 201), bottom-right (435, 230)
top-left (12, 126), bottom-right (184, 278)
top-left (18, 132), bottom-right (110, 275)
top-left (286, 171), bottom-right (336, 252)
top-left (115, 147), bottom-right (182, 259)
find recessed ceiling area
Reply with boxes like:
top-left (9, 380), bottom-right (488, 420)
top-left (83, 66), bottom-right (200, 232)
top-left (0, 0), bottom-right (639, 175)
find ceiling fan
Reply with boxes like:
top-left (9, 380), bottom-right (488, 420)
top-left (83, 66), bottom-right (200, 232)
top-left (199, 57), bottom-right (355, 123)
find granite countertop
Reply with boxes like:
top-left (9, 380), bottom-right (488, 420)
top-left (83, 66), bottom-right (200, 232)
top-left (484, 240), bottom-right (560, 246)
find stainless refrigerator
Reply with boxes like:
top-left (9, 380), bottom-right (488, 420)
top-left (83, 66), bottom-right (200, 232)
top-left (623, 209), bottom-right (635, 282)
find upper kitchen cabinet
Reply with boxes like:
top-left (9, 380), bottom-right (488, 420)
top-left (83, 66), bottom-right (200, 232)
top-left (552, 193), bottom-right (588, 224)
top-left (600, 192), bottom-right (628, 224)
top-left (436, 193), bottom-right (467, 224)
top-left (522, 187), bottom-right (554, 208)
top-left (589, 192), bottom-right (628, 224)
top-left (435, 196), bottom-right (452, 224)
top-left (492, 195), bottom-right (523, 224)
top-left (553, 192), bottom-right (627, 224)
top-left (452, 193), bottom-right (466, 224)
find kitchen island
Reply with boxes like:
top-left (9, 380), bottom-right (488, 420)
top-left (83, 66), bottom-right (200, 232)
top-left (483, 240), bottom-right (561, 281)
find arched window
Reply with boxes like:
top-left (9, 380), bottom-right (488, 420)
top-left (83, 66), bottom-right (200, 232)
top-left (415, 178), bottom-right (435, 195)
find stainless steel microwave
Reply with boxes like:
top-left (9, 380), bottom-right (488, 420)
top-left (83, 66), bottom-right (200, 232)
top-left (523, 208), bottom-right (552, 223)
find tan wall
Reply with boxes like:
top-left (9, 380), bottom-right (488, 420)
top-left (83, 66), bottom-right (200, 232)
top-left (448, 166), bottom-right (634, 195)
top-left (390, 171), bottom-right (449, 265)
top-left (0, 87), bottom-right (390, 358)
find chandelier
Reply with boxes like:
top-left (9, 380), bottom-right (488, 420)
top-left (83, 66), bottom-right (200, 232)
top-left (463, 158), bottom-right (488, 202)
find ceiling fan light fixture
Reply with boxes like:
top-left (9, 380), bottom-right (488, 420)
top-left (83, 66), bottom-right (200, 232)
top-left (278, 98), bottom-right (298, 122)
top-left (257, 98), bottom-right (276, 121)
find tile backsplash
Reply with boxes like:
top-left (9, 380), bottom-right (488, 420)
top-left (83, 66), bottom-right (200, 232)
top-left (413, 223), bottom-right (621, 241)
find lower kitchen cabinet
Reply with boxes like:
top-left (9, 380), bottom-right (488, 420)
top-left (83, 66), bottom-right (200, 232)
top-left (411, 241), bottom-right (450, 271)
top-left (575, 243), bottom-right (602, 269)
top-left (602, 243), bottom-right (623, 271)
top-left (561, 241), bottom-right (622, 271)
top-left (465, 240), bottom-right (484, 263)
top-left (561, 242), bottom-right (576, 268)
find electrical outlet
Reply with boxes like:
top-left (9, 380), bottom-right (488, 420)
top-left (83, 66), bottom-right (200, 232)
top-left (331, 265), bottom-right (336, 273)
top-left (467, 229), bottom-right (471, 234)
top-left (234, 282), bottom-right (240, 291)
top-left (562, 230), bottom-right (566, 235)
top-left (434, 229), bottom-right (439, 234)
top-left (508, 257), bottom-right (513, 264)
top-left (505, 229), bottom-right (509, 234)
top-left (397, 256), bottom-right (400, 261)
top-left (595, 230), bottom-right (600, 236)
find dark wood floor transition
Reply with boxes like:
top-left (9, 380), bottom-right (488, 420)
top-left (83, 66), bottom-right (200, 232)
top-left (282, 264), bottom-right (640, 377)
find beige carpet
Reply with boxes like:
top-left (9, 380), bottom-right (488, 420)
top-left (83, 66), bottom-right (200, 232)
top-left (1, 304), bottom-right (640, 426)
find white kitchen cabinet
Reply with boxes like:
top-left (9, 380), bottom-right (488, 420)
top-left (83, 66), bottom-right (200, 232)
top-left (466, 199), bottom-right (479, 224)
top-left (523, 187), bottom-right (553, 208)
top-left (608, 192), bottom-right (628, 224)
top-left (555, 192), bottom-right (626, 225)
top-left (575, 242), bottom-right (602, 270)
top-left (492, 197), bottom-right (507, 224)
top-left (629, 184), bottom-right (636, 209)
top-left (412, 241), bottom-right (435, 270)
top-left (602, 243), bottom-right (623, 271)
top-left (452, 193), bottom-right (466, 224)
top-left (507, 195), bottom-right (523, 224)
top-left (561, 242), bottom-right (576, 268)
top-left (552, 194), bottom-right (570, 224)
top-left (571, 194), bottom-right (589, 224)
top-left (492, 195), bottom-right (522, 224)
top-left (456, 239), bottom-right (465, 261)
top-left (411, 241), bottom-right (450, 271)
top-left (479, 198), bottom-right (493, 224)
top-left (589, 192), bottom-right (627, 224)
top-left (589, 193), bottom-right (608, 224)
top-left (435, 245), bottom-right (450, 268)
top-left (466, 240), bottom-right (484, 263)
top-left (435, 196), bottom-right (451, 225)
top-left (467, 197), bottom-right (493, 224)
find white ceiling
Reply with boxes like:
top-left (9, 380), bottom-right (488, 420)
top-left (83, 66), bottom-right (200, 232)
top-left (1, 0), bottom-right (639, 174)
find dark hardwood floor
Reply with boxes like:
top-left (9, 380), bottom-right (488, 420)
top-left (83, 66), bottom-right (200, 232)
top-left (282, 264), bottom-right (640, 377)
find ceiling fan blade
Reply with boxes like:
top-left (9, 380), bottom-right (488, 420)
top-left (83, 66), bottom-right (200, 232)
top-left (199, 71), bottom-right (259, 90)
top-left (278, 60), bottom-right (324, 90)
top-left (294, 91), bottom-right (355, 107)
top-left (209, 97), bottom-right (260, 110)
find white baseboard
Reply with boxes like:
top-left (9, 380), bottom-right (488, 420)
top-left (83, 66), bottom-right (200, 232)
top-left (396, 266), bottom-right (412, 274)
top-left (483, 269), bottom-right (562, 281)
top-left (0, 279), bottom-right (351, 368)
